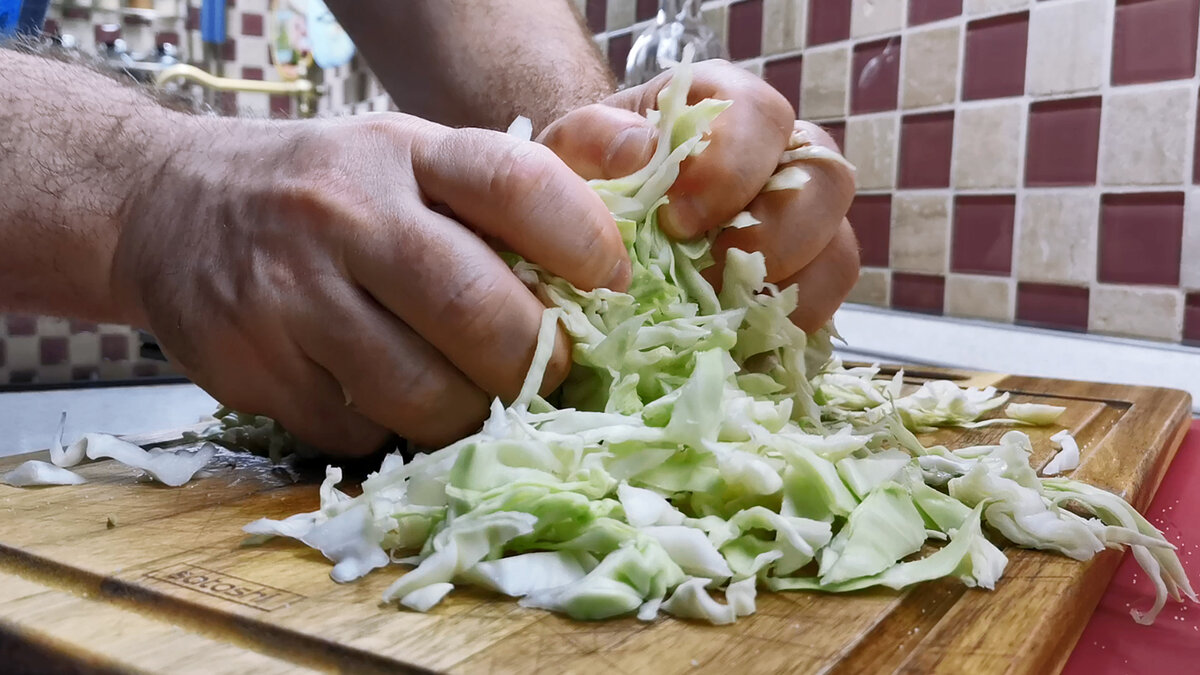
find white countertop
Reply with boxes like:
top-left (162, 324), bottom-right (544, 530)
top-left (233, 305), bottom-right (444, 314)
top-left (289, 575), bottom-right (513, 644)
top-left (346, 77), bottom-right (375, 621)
top-left (2, 306), bottom-right (1196, 459)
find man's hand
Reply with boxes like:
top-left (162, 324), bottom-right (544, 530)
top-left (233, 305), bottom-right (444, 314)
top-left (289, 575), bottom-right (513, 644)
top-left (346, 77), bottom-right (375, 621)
top-left (110, 114), bottom-right (630, 456)
top-left (538, 60), bottom-right (860, 333)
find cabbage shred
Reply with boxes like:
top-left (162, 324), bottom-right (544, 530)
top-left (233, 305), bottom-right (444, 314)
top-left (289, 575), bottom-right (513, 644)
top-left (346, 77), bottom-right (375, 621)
top-left (244, 50), bottom-right (1196, 625)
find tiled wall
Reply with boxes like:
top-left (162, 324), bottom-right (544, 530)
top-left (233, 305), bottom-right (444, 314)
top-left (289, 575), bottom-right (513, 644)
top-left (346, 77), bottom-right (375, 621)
top-left (592, 0), bottom-right (1200, 345)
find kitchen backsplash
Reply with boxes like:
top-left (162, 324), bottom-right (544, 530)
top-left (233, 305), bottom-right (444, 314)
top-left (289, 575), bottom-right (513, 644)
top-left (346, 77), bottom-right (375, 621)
top-left (3, 0), bottom-right (1198, 386)
top-left (595, 0), bottom-right (1200, 345)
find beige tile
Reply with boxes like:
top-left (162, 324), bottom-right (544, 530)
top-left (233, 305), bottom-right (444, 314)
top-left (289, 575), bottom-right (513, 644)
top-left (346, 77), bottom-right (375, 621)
top-left (801, 46), bottom-right (850, 120)
top-left (851, 0), bottom-right (905, 38)
top-left (571, 0), bottom-right (586, 16)
top-left (69, 334), bottom-right (101, 367)
top-left (964, 0), bottom-right (1029, 15)
top-left (6, 336), bottom-right (39, 370)
top-left (1184, 190), bottom-right (1200, 291)
top-left (1016, 191), bottom-right (1098, 284)
top-left (945, 275), bottom-right (1013, 322)
top-left (845, 115), bottom-right (898, 190)
top-left (1026, 0), bottom-right (1107, 96)
top-left (1100, 85), bottom-right (1192, 186)
top-left (763, 0), bottom-right (807, 55)
top-left (891, 193), bottom-right (951, 274)
top-left (902, 25), bottom-right (960, 109)
top-left (607, 0), bottom-right (636, 31)
top-left (952, 101), bottom-right (1023, 189)
top-left (1089, 285), bottom-right (1182, 342)
top-left (847, 268), bottom-right (890, 306)
top-left (703, 4), bottom-right (729, 48)
top-left (36, 317), bottom-right (70, 337)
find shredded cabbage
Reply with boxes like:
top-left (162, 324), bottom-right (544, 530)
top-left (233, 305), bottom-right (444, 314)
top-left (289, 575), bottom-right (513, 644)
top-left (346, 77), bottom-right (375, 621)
top-left (235, 48), bottom-right (1193, 625)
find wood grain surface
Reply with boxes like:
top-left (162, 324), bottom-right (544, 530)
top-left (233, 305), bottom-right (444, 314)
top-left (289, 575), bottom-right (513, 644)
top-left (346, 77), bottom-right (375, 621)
top-left (0, 369), bottom-right (1191, 675)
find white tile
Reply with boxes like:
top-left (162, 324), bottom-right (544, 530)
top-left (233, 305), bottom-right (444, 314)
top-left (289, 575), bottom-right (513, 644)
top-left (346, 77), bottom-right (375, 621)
top-left (1183, 190), bottom-right (1200, 291)
top-left (952, 102), bottom-right (1023, 189)
top-left (851, 0), bottom-right (905, 38)
top-left (1016, 191), bottom-right (1098, 284)
top-left (945, 275), bottom-right (1013, 322)
top-left (847, 268), bottom-right (890, 305)
top-left (1026, 0), bottom-right (1108, 96)
top-left (891, 193), bottom-right (950, 274)
top-left (902, 24), bottom-right (960, 109)
top-left (1089, 285), bottom-right (1182, 342)
top-left (763, 0), bottom-right (806, 54)
top-left (800, 45), bottom-right (849, 120)
top-left (1100, 85), bottom-right (1192, 186)
top-left (845, 115), bottom-right (898, 189)
top-left (964, 0), bottom-right (1029, 15)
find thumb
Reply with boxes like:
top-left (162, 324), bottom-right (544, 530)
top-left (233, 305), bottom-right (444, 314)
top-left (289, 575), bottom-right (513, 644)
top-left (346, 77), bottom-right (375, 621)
top-left (538, 104), bottom-right (658, 180)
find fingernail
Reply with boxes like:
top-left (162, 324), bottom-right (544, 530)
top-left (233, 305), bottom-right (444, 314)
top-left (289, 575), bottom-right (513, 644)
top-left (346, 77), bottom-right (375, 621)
top-left (658, 197), bottom-right (704, 240)
top-left (603, 124), bottom-right (656, 177)
top-left (604, 256), bottom-right (632, 292)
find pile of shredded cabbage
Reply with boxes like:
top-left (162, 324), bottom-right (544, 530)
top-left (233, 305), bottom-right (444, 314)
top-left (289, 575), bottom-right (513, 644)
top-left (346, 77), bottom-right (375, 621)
top-left (242, 52), bottom-right (1195, 625)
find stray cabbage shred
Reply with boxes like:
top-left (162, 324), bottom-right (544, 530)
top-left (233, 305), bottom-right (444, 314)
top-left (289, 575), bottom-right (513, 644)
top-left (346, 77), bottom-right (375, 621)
top-left (243, 49), bottom-right (1195, 625)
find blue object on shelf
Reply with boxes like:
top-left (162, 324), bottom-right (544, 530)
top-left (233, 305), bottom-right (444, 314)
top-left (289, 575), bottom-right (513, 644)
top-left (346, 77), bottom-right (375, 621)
top-left (201, 0), bottom-right (226, 44)
top-left (308, 0), bottom-right (354, 69)
top-left (1, 0), bottom-right (49, 39)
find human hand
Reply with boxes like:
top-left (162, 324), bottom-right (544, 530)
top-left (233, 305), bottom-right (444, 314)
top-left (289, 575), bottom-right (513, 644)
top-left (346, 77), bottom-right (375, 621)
top-left (110, 113), bottom-right (630, 455)
top-left (538, 59), bottom-right (859, 332)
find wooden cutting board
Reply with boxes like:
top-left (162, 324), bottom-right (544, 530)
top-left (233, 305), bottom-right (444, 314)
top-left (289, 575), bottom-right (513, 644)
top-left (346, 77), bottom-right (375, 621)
top-left (0, 369), bottom-right (1192, 675)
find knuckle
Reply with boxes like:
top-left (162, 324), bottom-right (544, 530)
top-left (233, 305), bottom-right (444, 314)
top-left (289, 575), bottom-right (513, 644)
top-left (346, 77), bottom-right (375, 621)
top-left (490, 140), bottom-right (559, 207)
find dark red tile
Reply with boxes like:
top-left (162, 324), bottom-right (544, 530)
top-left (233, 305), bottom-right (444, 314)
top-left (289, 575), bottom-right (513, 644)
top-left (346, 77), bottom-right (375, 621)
top-left (9, 370), bottom-right (36, 385)
top-left (892, 273), bottom-right (945, 315)
top-left (221, 38), bottom-right (237, 62)
top-left (155, 31), bottom-right (180, 48)
top-left (909, 0), bottom-right (963, 26)
top-left (123, 14), bottom-right (151, 27)
top-left (186, 5), bottom-right (201, 30)
top-left (962, 12), bottom-right (1029, 100)
top-left (269, 94), bottom-right (292, 119)
top-left (241, 12), bottom-right (264, 37)
top-left (729, 0), bottom-right (764, 61)
top-left (1025, 97), bottom-right (1102, 186)
top-left (586, 0), bottom-right (607, 34)
top-left (63, 7), bottom-right (89, 20)
top-left (809, 0), bottom-right (852, 46)
top-left (608, 32), bottom-right (633, 82)
top-left (898, 111), bottom-right (954, 188)
top-left (1098, 192), bottom-right (1184, 285)
top-left (637, 0), bottom-right (658, 21)
top-left (851, 38), bottom-right (902, 114)
top-left (763, 55), bottom-right (803, 116)
top-left (133, 362), bottom-right (160, 378)
top-left (1017, 283), bottom-right (1089, 331)
top-left (218, 91), bottom-right (239, 116)
top-left (952, 195), bottom-right (1015, 275)
top-left (847, 195), bottom-right (892, 267)
top-left (69, 320), bottom-right (98, 334)
top-left (100, 334), bottom-right (129, 362)
top-left (823, 121), bottom-right (846, 151)
top-left (1112, 0), bottom-right (1199, 85)
top-left (42, 19), bottom-right (59, 36)
top-left (5, 314), bottom-right (36, 336)
top-left (72, 366), bottom-right (99, 382)
top-left (94, 24), bottom-right (120, 45)
top-left (243, 66), bottom-right (264, 81)
top-left (1185, 293), bottom-right (1200, 344)
top-left (40, 337), bottom-right (68, 366)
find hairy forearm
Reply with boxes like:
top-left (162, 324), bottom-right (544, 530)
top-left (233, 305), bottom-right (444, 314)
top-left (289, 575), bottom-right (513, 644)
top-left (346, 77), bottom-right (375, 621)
top-left (0, 48), bottom-right (187, 324)
top-left (326, 0), bottom-right (614, 131)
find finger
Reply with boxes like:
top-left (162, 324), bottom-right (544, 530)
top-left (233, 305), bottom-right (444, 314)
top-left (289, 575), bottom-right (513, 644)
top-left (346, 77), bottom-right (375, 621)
top-left (607, 60), bottom-right (795, 239)
top-left (294, 285), bottom-right (491, 449)
top-left (345, 206), bottom-right (572, 402)
top-left (778, 219), bottom-right (861, 333)
top-left (708, 121), bottom-right (857, 284)
top-left (537, 104), bottom-right (659, 180)
top-left (411, 125), bottom-right (630, 292)
top-left (195, 334), bottom-right (392, 457)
